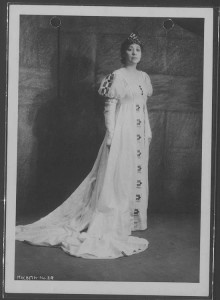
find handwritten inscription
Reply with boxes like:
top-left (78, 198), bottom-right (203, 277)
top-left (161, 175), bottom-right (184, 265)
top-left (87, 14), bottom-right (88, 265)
top-left (16, 275), bottom-right (54, 280)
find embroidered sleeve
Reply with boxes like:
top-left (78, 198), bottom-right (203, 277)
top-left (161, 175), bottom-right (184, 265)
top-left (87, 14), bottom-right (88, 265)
top-left (98, 72), bottom-right (123, 101)
top-left (98, 73), bottom-right (115, 97)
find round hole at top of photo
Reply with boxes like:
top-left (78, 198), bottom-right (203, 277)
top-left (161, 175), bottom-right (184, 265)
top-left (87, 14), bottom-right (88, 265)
top-left (50, 17), bottom-right (61, 28)
top-left (163, 19), bottom-right (174, 31)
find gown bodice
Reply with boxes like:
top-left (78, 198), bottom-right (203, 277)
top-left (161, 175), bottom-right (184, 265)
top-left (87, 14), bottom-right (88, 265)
top-left (99, 67), bottom-right (152, 104)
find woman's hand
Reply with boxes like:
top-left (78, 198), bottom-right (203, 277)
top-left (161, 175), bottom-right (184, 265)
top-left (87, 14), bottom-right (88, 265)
top-left (106, 137), bottom-right (112, 150)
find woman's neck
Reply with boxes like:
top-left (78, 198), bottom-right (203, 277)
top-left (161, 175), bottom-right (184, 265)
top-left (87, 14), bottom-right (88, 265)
top-left (124, 64), bottom-right (138, 73)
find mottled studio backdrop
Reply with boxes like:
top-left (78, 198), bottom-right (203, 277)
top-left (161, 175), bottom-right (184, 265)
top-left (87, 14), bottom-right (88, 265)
top-left (16, 15), bottom-right (204, 219)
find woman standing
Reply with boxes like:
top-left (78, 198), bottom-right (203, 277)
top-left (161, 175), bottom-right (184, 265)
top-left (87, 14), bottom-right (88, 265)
top-left (16, 33), bottom-right (153, 259)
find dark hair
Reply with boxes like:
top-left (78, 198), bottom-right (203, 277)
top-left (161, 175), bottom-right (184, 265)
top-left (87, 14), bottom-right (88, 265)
top-left (120, 40), bottom-right (144, 65)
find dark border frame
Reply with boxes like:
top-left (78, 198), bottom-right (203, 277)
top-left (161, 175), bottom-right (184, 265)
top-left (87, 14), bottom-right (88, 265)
top-left (0, 1), bottom-right (219, 299)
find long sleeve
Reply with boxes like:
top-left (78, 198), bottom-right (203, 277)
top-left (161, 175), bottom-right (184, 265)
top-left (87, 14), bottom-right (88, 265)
top-left (104, 98), bottom-right (117, 146)
top-left (98, 72), bottom-right (124, 146)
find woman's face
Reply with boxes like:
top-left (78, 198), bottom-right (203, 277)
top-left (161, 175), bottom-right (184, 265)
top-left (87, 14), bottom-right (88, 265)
top-left (125, 43), bottom-right (142, 66)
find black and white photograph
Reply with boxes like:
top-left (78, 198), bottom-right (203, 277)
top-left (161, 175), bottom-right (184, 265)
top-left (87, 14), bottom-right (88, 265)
top-left (4, 4), bottom-right (215, 297)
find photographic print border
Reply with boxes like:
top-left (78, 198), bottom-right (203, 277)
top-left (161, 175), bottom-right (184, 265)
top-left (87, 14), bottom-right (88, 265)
top-left (1, 1), bottom-right (219, 299)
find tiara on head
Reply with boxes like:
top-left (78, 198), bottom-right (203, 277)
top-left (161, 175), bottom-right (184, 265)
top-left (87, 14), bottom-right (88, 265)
top-left (126, 32), bottom-right (143, 46)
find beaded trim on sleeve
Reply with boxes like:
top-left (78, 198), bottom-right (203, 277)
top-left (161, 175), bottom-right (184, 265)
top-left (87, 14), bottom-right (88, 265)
top-left (99, 73), bottom-right (115, 97)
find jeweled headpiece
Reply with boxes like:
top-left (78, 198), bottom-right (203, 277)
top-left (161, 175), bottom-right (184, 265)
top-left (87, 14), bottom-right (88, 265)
top-left (126, 32), bottom-right (143, 47)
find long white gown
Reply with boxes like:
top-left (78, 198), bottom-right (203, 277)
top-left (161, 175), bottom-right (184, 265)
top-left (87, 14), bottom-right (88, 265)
top-left (16, 67), bottom-right (153, 259)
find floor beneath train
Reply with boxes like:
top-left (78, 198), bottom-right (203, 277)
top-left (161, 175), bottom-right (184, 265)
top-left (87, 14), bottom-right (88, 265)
top-left (15, 213), bottom-right (200, 283)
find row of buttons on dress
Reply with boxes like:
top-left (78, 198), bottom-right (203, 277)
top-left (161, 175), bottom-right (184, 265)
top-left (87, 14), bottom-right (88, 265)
top-left (134, 103), bottom-right (144, 229)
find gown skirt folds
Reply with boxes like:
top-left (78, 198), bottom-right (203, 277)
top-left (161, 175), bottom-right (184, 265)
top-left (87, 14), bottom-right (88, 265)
top-left (16, 68), bottom-right (153, 259)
